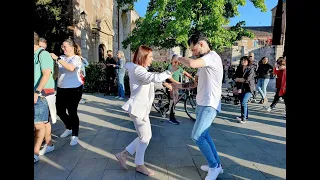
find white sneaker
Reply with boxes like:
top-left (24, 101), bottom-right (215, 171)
top-left (266, 107), bottom-right (272, 112)
top-left (60, 129), bottom-right (72, 138)
top-left (200, 164), bottom-right (224, 174)
top-left (115, 96), bottom-right (119, 99)
top-left (205, 165), bottom-right (222, 180)
top-left (39, 144), bottom-right (55, 155)
top-left (70, 136), bottom-right (79, 146)
top-left (34, 154), bottom-right (39, 163)
top-left (119, 97), bottom-right (124, 100)
top-left (79, 99), bottom-right (86, 104)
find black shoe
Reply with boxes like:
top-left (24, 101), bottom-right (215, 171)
top-left (259, 99), bottom-right (264, 104)
top-left (168, 117), bottom-right (180, 125)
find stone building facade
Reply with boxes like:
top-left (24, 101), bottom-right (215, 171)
top-left (218, 26), bottom-right (283, 67)
top-left (113, 5), bottom-right (139, 62)
top-left (70, 0), bottom-right (139, 63)
top-left (271, 0), bottom-right (286, 45)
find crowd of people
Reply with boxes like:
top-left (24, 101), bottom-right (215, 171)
top-left (34, 30), bottom-right (286, 180)
top-left (230, 53), bottom-right (286, 123)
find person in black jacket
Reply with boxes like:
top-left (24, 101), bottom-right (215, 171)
top-left (256, 57), bottom-right (273, 104)
top-left (104, 50), bottom-right (117, 96)
top-left (234, 56), bottom-right (256, 124)
top-left (248, 52), bottom-right (258, 102)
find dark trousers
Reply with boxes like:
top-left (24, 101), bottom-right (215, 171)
top-left (56, 85), bottom-right (83, 136)
top-left (106, 75), bottom-right (116, 95)
top-left (270, 88), bottom-right (286, 110)
top-left (166, 88), bottom-right (175, 118)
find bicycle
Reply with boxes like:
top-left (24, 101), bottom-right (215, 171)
top-left (153, 88), bottom-right (197, 121)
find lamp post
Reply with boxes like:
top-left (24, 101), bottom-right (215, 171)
top-left (92, 28), bottom-right (99, 62)
top-left (79, 10), bottom-right (88, 59)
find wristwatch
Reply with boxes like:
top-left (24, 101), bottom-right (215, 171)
top-left (35, 90), bottom-right (41, 95)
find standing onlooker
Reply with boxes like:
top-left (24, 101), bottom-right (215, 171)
top-left (256, 57), bottom-right (273, 104)
top-left (105, 50), bottom-right (117, 96)
top-left (113, 51), bottom-right (126, 100)
top-left (34, 32), bottom-right (55, 163)
top-left (265, 58), bottom-right (286, 115)
top-left (222, 59), bottom-right (229, 83)
top-left (163, 54), bottom-right (194, 125)
top-left (37, 37), bottom-right (57, 155)
top-left (50, 39), bottom-right (83, 146)
top-left (248, 52), bottom-right (259, 102)
top-left (39, 38), bottom-right (47, 49)
top-left (176, 33), bottom-right (224, 180)
top-left (234, 56), bottom-right (256, 124)
top-left (116, 45), bottom-right (176, 176)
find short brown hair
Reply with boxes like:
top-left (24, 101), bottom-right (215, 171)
top-left (277, 58), bottom-right (286, 66)
top-left (34, 32), bottom-right (39, 45)
top-left (132, 45), bottom-right (152, 66)
top-left (39, 37), bottom-right (47, 44)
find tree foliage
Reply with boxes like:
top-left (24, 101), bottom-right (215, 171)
top-left (122, 0), bottom-right (267, 51)
top-left (34, 0), bottom-right (75, 54)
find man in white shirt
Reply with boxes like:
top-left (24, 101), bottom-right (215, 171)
top-left (175, 33), bottom-right (223, 180)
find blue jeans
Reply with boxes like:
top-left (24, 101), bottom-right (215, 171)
top-left (240, 92), bottom-right (252, 119)
top-left (34, 97), bottom-right (49, 124)
top-left (257, 78), bottom-right (270, 99)
top-left (191, 105), bottom-right (221, 168)
top-left (117, 74), bottom-right (125, 98)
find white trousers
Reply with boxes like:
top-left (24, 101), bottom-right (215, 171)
top-left (125, 113), bottom-right (152, 165)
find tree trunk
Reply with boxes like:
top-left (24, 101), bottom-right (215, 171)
top-left (182, 46), bottom-right (186, 57)
top-left (272, 0), bottom-right (283, 45)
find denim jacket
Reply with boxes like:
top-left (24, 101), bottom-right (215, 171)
top-left (115, 58), bottom-right (126, 75)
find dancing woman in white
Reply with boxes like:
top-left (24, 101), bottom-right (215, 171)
top-left (115, 45), bottom-right (177, 176)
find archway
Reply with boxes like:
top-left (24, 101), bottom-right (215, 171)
top-left (98, 44), bottom-right (106, 62)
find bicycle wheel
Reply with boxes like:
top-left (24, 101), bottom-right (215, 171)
top-left (184, 95), bottom-right (197, 121)
top-left (153, 89), bottom-right (170, 117)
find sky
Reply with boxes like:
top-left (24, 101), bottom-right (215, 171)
top-left (134, 0), bottom-right (278, 26)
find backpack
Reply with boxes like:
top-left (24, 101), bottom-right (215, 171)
top-left (37, 49), bottom-right (59, 80)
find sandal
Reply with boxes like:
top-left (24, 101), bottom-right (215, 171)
top-left (115, 152), bottom-right (128, 169)
top-left (136, 166), bottom-right (155, 176)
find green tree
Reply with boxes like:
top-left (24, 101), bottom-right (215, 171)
top-left (122, 0), bottom-right (267, 52)
top-left (34, 0), bottom-right (74, 54)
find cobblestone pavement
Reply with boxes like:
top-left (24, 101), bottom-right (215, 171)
top-left (34, 93), bottom-right (286, 180)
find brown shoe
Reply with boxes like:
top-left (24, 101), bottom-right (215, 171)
top-left (136, 165), bottom-right (155, 176)
top-left (115, 152), bottom-right (128, 170)
top-left (264, 98), bottom-right (268, 103)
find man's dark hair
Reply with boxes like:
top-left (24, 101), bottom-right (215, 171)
top-left (188, 32), bottom-right (209, 46)
top-left (39, 37), bottom-right (47, 44)
top-left (107, 50), bottom-right (112, 53)
top-left (34, 32), bottom-right (39, 45)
